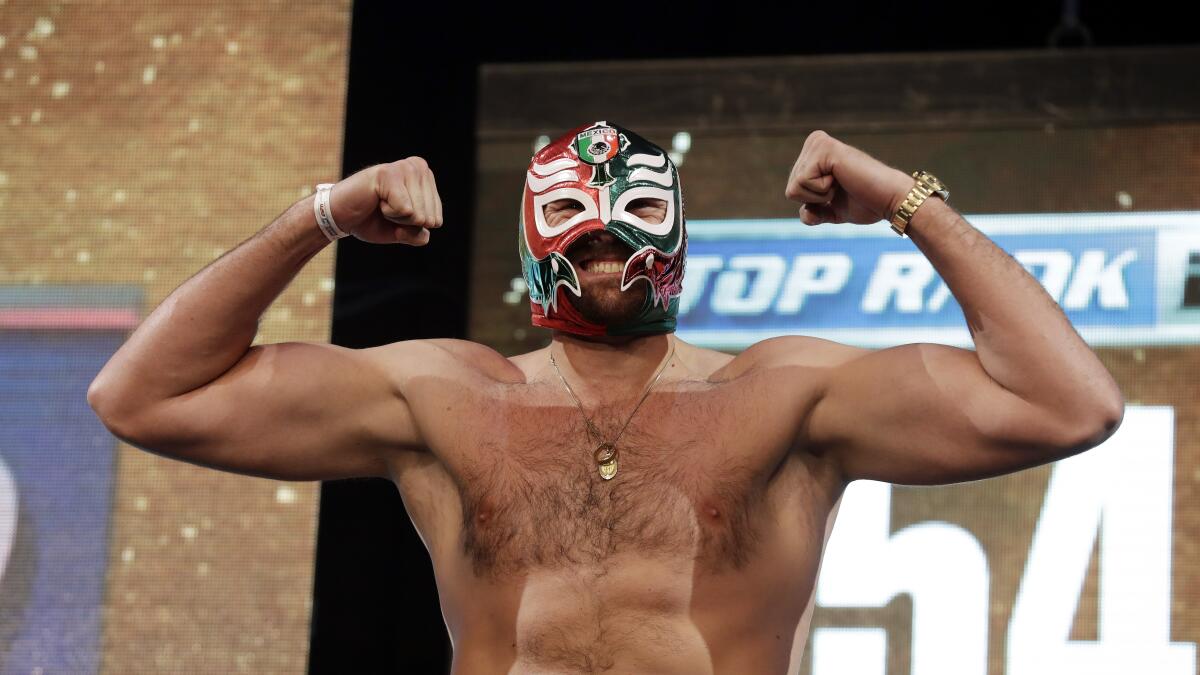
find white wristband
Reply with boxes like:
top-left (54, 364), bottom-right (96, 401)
top-left (313, 183), bottom-right (350, 242)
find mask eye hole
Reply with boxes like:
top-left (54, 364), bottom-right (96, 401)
top-left (627, 198), bottom-right (667, 224)
top-left (543, 198), bottom-right (585, 227)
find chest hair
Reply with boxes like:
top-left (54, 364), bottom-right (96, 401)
top-left (455, 391), bottom-right (770, 578)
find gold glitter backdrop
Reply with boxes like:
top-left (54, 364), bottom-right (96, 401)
top-left (0, 2), bottom-right (350, 673)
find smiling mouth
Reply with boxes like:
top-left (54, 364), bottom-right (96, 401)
top-left (583, 260), bottom-right (624, 274)
top-left (567, 231), bottom-right (633, 275)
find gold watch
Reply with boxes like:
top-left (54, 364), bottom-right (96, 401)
top-left (889, 170), bottom-right (949, 236)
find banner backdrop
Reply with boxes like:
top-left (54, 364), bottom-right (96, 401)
top-left (471, 50), bottom-right (1200, 674)
top-left (678, 213), bottom-right (1200, 348)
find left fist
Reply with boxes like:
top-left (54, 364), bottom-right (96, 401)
top-left (784, 130), bottom-right (914, 227)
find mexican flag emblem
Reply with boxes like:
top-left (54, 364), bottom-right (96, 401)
top-left (575, 125), bottom-right (620, 165)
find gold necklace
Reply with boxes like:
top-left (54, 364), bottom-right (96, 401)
top-left (548, 339), bottom-right (676, 481)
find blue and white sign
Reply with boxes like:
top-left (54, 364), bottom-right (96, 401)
top-left (677, 212), bottom-right (1200, 348)
top-left (0, 286), bottom-right (137, 674)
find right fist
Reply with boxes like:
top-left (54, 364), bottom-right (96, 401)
top-left (327, 157), bottom-right (443, 246)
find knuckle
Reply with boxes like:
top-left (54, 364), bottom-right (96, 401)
top-left (387, 160), bottom-right (411, 176)
top-left (407, 156), bottom-right (429, 170)
top-left (378, 164), bottom-right (401, 184)
top-left (393, 200), bottom-right (414, 218)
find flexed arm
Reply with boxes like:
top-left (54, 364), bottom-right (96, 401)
top-left (86, 158), bottom-right (446, 480)
top-left (772, 131), bottom-right (1123, 484)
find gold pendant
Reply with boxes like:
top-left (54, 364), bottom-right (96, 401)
top-left (598, 456), bottom-right (618, 480)
top-left (594, 443), bottom-right (618, 480)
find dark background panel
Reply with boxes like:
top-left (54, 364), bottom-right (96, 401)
top-left (306, 5), bottom-right (476, 674)
top-left (311, 2), bottom-right (1200, 672)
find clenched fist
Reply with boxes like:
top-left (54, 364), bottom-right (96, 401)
top-left (784, 130), bottom-right (915, 228)
top-left (325, 157), bottom-right (444, 246)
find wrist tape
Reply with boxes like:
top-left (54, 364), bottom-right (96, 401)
top-left (313, 183), bottom-right (350, 242)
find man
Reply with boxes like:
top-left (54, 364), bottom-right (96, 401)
top-left (88, 122), bottom-right (1123, 674)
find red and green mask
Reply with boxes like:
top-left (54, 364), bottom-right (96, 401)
top-left (519, 121), bottom-right (687, 336)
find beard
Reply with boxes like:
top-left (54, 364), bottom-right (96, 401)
top-left (563, 230), bottom-right (646, 326)
top-left (568, 275), bottom-right (646, 326)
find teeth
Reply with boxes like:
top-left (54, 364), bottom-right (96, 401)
top-left (586, 261), bottom-right (623, 274)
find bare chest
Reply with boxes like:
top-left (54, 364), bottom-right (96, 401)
top-left (447, 380), bottom-right (802, 579)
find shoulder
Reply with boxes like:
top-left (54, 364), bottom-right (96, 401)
top-left (359, 338), bottom-right (528, 387)
top-left (717, 335), bottom-right (870, 380)
top-left (672, 339), bottom-right (737, 381)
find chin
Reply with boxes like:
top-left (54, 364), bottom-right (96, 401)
top-left (571, 284), bottom-right (644, 325)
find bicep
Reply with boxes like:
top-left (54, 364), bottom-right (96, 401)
top-left (807, 342), bottom-right (1072, 485)
top-left (115, 341), bottom-right (424, 481)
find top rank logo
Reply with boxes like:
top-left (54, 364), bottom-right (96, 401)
top-left (673, 214), bottom-right (1200, 348)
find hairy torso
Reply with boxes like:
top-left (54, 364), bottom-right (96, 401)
top-left (387, 342), bottom-right (847, 674)
top-left (459, 385), bottom-right (770, 577)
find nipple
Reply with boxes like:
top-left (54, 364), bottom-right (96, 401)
top-left (476, 507), bottom-right (493, 523)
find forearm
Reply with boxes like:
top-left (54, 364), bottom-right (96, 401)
top-left (88, 195), bottom-right (331, 418)
top-left (905, 197), bottom-right (1123, 425)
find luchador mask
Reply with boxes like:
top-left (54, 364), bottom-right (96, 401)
top-left (518, 121), bottom-right (687, 336)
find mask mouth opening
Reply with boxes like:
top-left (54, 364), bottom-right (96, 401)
top-left (566, 230), bottom-right (635, 270)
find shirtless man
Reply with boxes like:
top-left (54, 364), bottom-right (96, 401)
top-left (87, 122), bottom-right (1124, 674)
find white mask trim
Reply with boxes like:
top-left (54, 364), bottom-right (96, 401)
top-left (532, 187), bottom-right (599, 238)
top-left (611, 186), bottom-right (676, 237)
top-left (527, 169), bottom-right (580, 193)
top-left (627, 153), bottom-right (667, 168)
top-left (628, 166), bottom-right (674, 187)
top-left (531, 157), bottom-right (578, 175)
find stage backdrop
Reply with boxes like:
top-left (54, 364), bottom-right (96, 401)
top-left (0, 2), bottom-right (349, 673)
top-left (470, 48), bottom-right (1200, 674)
